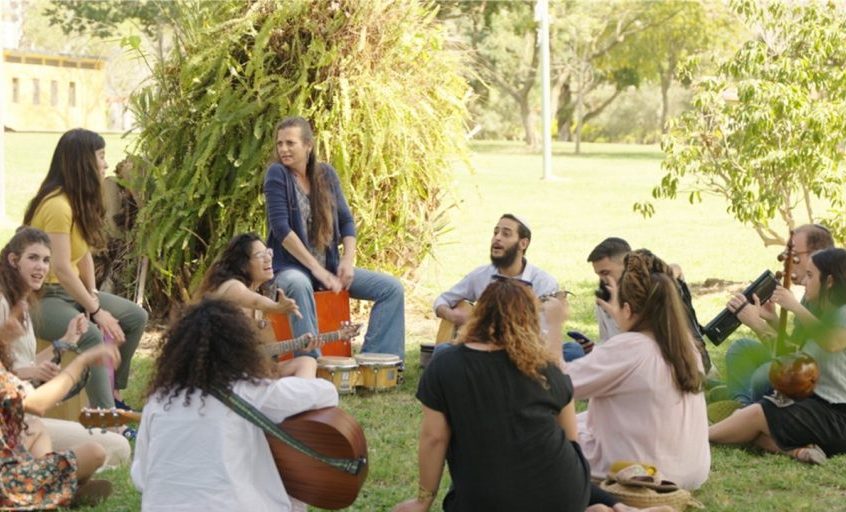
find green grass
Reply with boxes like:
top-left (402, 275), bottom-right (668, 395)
top-left (4, 134), bottom-right (843, 511)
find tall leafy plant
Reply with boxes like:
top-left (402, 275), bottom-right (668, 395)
top-left (129, 0), bottom-right (469, 310)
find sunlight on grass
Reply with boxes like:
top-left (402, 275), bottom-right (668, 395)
top-left (6, 134), bottom-right (840, 511)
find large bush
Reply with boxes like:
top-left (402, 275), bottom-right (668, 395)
top-left (130, 0), bottom-right (468, 310)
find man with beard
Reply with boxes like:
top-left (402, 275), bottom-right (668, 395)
top-left (433, 214), bottom-right (584, 360)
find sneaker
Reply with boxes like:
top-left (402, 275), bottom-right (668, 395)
top-left (113, 398), bottom-right (134, 411)
top-left (121, 426), bottom-right (137, 441)
top-left (71, 479), bottom-right (113, 508)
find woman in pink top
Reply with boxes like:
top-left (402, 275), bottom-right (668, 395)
top-left (567, 250), bottom-right (710, 490)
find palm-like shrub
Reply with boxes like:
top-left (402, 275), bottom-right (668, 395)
top-left (130, 0), bottom-right (469, 311)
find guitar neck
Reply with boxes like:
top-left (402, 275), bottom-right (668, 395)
top-left (263, 330), bottom-right (346, 358)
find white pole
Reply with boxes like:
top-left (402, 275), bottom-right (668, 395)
top-left (0, 49), bottom-right (7, 223)
top-left (536, 0), bottom-right (553, 180)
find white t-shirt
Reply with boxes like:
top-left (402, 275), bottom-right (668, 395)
top-left (131, 377), bottom-right (339, 511)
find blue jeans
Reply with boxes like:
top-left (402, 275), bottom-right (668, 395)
top-left (274, 267), bottom-right (405, 360)
top-left (725, 337), bottom-right (773, 405)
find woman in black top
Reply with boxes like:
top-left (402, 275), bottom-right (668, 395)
top-left (394, 279), bottom-right (590, 512)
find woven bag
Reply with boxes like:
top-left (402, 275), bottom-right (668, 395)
top-left (599, 480), bottom-right (704, 511)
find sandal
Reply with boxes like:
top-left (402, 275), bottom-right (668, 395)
top-left (791, 444), bottom-right (826, 465)
top-left (71, 479), bottom-right (112, 508)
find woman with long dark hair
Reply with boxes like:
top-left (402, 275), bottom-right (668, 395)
top-left (394, 279), bottom-right (591, 512)
top-left (23, 128), bottom-right (148, 410)
top-left (567, 250), bottom-right (710, 490)
top-left (131, 299), bottom-right (337, 510)
top-left (710, 247), bottom-right (846, 465)
top-left (264, 117), bottom-right (404, 360)
top-left (1, 227), bottom-right (130, 471)
top-left (196, 232), bottom-right (316, 377)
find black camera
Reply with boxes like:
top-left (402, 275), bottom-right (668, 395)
top-left (594, 280), bottom-right (611, 302)
top-left (703, 270), bottom-right (778, 345)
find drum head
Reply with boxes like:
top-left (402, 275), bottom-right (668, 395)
top-left (317, 356), bottom-right (358, 368)
top-left (355, 353), bottom-right (401, 365)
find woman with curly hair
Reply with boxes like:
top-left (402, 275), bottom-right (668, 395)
top-left (23, 128), bottom-right (148, 410)
top-left (196, 232), bottom-right (315, 378)
top-left (567, 250), bottom-right (709, 490)
top-left (0, 279), bottom-right (120, 510)
top-left (131, 299), bottom-right (337, 511)
top-left (394, 279), bottom-right (591, 512)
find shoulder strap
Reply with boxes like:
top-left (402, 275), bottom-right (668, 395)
top-left (208, 385), bottom-right (365, 475)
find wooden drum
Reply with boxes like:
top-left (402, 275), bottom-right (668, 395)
top-left (317, 356), bottom-right (360, 394)
top-left (355, 353), bottom-right (401, 392)
top-left (267, 290), bottom-right (353, 358)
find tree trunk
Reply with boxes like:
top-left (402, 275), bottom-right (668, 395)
top-left (659, 56), bottom-right (676, 133)
top-left (555, 83), bottom-right (573, 141)
top-left (520, 98), bottom-right (538, 149)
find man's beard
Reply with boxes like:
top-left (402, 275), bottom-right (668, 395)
top-left (490, 242), bottom-right (520, 269)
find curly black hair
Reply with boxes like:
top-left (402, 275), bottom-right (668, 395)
top-left (146, 298), bottom-right (274, 408)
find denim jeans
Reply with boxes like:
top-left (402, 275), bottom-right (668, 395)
top-left (725, 337), bottom-right (773, 405)
top-left (274, 267), bottom-right (405, 359)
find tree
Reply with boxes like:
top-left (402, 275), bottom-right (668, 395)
top-left (129, 0), bottom-right (469, 311)
top-left (619, 0), bottom-right (740, 133)
top-left (635, 0), bottom-right (846, 246)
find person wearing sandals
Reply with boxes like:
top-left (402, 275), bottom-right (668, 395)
top-left (710, 247), bottom-right (846, 465)
top-left (0, 305), bottom-right (120, 510)
top-left (23, 128), bottom-right (148, 412)
top-left (2, 227), bottom-right (131, 470)
top-left (131, 299), bottom-right (338, 511)
top-left (196, 232), bottom-right (317, 378)
top-left (567, 250), bottom-right (710, 490)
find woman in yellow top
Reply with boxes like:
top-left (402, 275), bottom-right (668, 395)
top-left (23, 128), bottom-right (148, 412)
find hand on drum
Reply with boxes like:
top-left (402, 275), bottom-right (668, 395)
top-left (316, 267), bottom-right (343, 293)
top-left (337, 259), bottom-right (354, 290)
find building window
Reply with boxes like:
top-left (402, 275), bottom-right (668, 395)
top-left (51, 80), bottom-right (59, 106)
top-left (68, 82), bottom-right (76, 107)
top-left (32, 78), bottom-right (40, 105)
top-left (11, 78), bottom-right (19, 103)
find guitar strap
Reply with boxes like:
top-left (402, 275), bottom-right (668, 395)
top-left (208, 385), bottom-right (366, 475)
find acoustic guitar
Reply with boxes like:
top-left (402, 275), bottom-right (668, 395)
top-left (260, 321), bottom-right (362, 359)
top-left (435, 300), bottom-right (473, 344)
top-left (78, 404), bottom-right (368, 510)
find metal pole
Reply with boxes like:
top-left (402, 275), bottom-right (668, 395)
top-left (536, 0), bottom-right (553, 180)
top-left (0, 49), bottom-right (7, 223)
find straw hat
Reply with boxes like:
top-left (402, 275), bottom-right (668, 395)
top-left (599, 480), bottom-right (703, 511)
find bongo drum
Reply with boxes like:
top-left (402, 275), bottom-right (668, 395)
top-left (316, 356), bottom-right (360, 394)
top-left (419, 343), bottom-right (435, 369)
top-left (355, 353), bottom-right (401, 391)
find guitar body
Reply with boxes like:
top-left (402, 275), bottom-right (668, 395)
top-left (269, 407), bottom-right (368, 510)
top-left (435, 300), bottom-right (473, 344)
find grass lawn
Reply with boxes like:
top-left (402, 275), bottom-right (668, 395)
top-left (4, 134), bottom-right (844, 511)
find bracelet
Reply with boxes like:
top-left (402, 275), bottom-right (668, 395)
top-left (90, 306), bottom-right (101, 317)
top-left (417, 484), bottom-right (436, 503)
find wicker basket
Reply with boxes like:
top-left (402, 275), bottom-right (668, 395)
top-left (599, 480), bottom-right (703, 511)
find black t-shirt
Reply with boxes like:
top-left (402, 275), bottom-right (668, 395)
top-left (417, 344), bottom-right (591, 512)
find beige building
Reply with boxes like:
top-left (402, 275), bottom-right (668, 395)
top-left (3, 49), bottom-right (108, 132)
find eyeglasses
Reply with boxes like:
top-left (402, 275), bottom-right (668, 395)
top-left (252, 248), bottom-right (273, 259)
top-left (491, 274), bottom-right (533, 288)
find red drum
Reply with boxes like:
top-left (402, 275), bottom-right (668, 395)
top-left (267, 290), bottom-right (353, 359)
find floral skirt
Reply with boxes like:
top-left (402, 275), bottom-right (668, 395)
top-left (0, 450), bottom-right (77, 511)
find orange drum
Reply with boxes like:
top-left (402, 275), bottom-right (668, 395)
top-left (317, 356), bottom-right (360, 394)
top-left (267, 290), bottom-right (352, 359)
